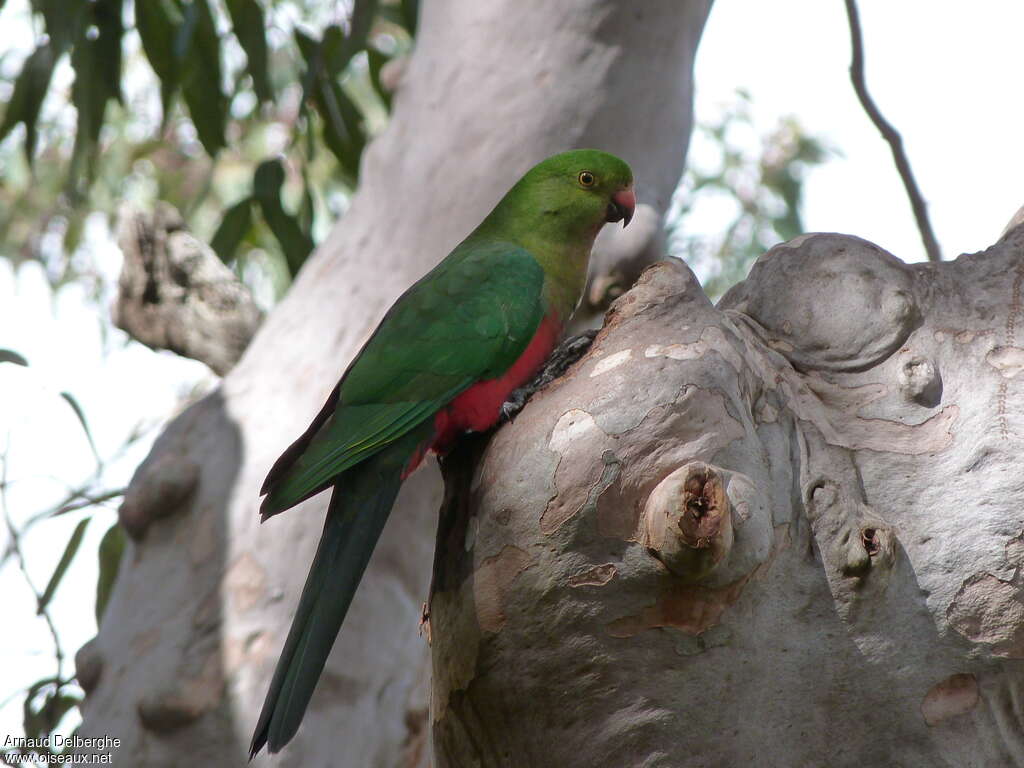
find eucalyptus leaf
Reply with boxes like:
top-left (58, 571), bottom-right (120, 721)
top-left (68, 0), bottom-right (124, 196)
top-left (211, 196), bottom-right (254, 263)
top-left (225, 0), bottom-right (272, 102)
top-left (37, 517), bottom-right (91, 615)
top-left (0, 43), bottom-right (60, 161)
top-left (60, 392), bottom-right (101, 468)
top-left (294, 29), bottom-right (365, 182)
top-left (0, 349), bottom-right (29, 366)
top-left (95, 522), bottom-right (125, 625)
top-left (180, 0), bottom-right (227, 155)
top-left (136, 0), bottom-right (185, 125)
top-left (400, 0), bottom-right (419, 35)
top-left (253, 159), bottom-right (314, 276)
top-left (366, 47), bottom-right (392, 110)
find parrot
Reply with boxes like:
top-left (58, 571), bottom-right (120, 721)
top-left (249, 149), bottom-right (635, 757)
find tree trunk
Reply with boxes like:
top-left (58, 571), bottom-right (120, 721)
top-left (430, 226), bottom-right (1024, 767)
top-left (75, 1), bottom-right (712, 765)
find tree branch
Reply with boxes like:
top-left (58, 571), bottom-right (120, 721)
top-left (844, 0), bottom-right (943, 262)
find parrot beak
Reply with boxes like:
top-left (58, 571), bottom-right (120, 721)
top-left (606, 186), bottom-right (636, 228)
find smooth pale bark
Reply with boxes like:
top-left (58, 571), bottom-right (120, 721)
top-left (431, 226), bottom-right (1024, 767)
top-left (75, 1), bottom-right (712, 765)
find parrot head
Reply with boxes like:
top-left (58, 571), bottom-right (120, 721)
top-left (527, 148), bottom-right (635, 230)
top-left (469, 149), bottom-right (636, 321)
top-left (484, 149), bottom-right (636, 244)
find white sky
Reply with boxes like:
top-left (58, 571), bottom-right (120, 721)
top-left (1, 0), bottom-right (1022, 746)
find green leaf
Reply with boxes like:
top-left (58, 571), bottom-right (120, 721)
top-left (0, 349), bottom-right (29, 366)
top-left (366, 47), bottom-right (392, 110)
top-left (94, 0), bottom-right (124, 105)
top-left (294, 29), bottom-right (365, 181)
top-left (23, 680), bottom-right (80, 740)
top-left (400, 0), bottom-right (418, 35)
top-left (0, 43), bottom-right (60, 161)
top-left (378, 0), bottom-right (417, 35)
top-left (37, 517), bottom-right (91, 615)
top-left (95, 522), bottom-right (125, 625)
top-left (136, 0), bottom-right (185, 126)
top-left (33, 0), bottom-right (87, 52)
top-left (299, 168), bottom-right (315, 235)
top-left (225, 0), bottom-right (272, 102)
top-left (322, 0), bottom-right (377, 77)
top-left (22, 678), bottom-right (58, 740)
top-left (211, 196), bottom-right (253, 263)
top-left (60, 391), bottom-right (101, 468)
top-left (67, 0), bottom-right (124, 197)
top-left (179, 0), bottom-right (227, 155)
top-left (253, 158), bottom-right (314, 276)
top-left (321, 80), bottom-right (365, 180)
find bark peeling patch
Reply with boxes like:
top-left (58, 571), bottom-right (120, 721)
top-left (604, 576), bottom-right (751, 638)
top-left (568, 563), bottom-right (618, 587)
top-left (224, 552), bottom-right (267, 613)
top-left (223, 630), bottom-right (271, 674)
top-left (987, 346), bottom-right (1024, 378)
top-left (644, 327), bottom-right (744, 373)
top-left (590, 348), bottom-right (633, 377)
top-left (921, 673), bottom-right (980, 726)
top-left (542, 409), bottom-right (610, 534)
top-left (645, 342), bottom-right (705, 361)
top-left (548, 408), bottom-right (602, 454)
top-left (946, 572), bottom-right (1024, 657)
top-left (185, 506), bottom-right (218, 565)
top-left (1005, 531), bottom-right (1024, 567)
top-left (473, 545), bottom-right (533, 633)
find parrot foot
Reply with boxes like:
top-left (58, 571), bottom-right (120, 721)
top-left (500, 329), bottom-right (598, 423)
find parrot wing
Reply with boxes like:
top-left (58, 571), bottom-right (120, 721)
top-left (259, 241), bottom-right (546, 518)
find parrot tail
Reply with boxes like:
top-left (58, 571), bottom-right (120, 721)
top-left (249, 426), bottom-right (429, 758)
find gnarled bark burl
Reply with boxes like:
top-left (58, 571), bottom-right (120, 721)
top-left (430, 228), bottom-right (1024, 767)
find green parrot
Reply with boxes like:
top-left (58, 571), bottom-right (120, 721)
top-left (250, 149), bottom-right (635, 757)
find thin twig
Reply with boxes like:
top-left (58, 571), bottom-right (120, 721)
top-left (42, 487), bottom-right (125, 521)
top-left (843, 0), bottom-right (942, 262)
top-left (0, 451), bottom-right (66, 691)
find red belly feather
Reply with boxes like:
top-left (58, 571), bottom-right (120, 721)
top-left (400, 313), bottom-right (561, 478)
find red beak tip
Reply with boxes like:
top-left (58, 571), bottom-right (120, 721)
top-left (615, 187), bottom-right (636, 227)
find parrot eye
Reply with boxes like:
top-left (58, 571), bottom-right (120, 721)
top-left (578, 171), bottom-right (596, 187)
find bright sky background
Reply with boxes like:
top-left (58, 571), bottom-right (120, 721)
top-left (1, 0), bottom-right (1022, 746)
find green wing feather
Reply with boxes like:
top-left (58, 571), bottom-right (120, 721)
top-left (260, 241), bottom-right (546, 517)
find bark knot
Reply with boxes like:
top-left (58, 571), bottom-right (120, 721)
top-left (643, 462), bottom-right (732, 582)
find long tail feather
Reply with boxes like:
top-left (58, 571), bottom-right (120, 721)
top-left (249, 426), bottom-right (426, 757)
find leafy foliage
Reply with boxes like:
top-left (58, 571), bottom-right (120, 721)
top-left (0, 0), bottom-right (416, 295)
top-left (668, 90), bottom-right (834, 300)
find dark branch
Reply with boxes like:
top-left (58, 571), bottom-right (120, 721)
top-left (844, 0), bottom-right (943, 262)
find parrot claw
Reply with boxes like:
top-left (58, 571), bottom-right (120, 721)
top-left (499, 329), bottom-right (599, 424)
